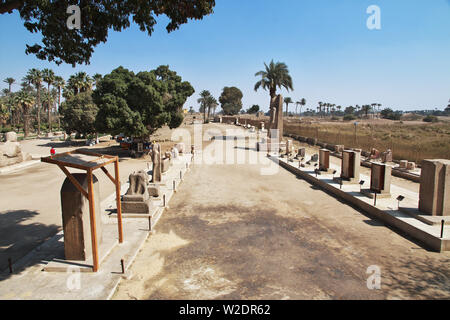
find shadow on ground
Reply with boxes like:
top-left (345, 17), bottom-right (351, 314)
top-left (0, 210), bottom-right (60, 280)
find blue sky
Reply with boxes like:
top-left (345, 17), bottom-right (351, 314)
top-left (1, 0), bottom-right (449, 112)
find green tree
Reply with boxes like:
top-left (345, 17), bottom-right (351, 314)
top-left (54, 76), bottom-right (65, 130)
top-left (284, 97), bottom-right (293, 116)
top-left (93, 66), bottom-right (194, 138)
top-left (1, 1), bottom-right (216, 66)
top-left (254, 60), bottom-right (293, 101)
top-left (93, 73), bottom-right (103, 88)
top-left (206, 95), bottom-right (218, 121)
top-left (42, 68), bottom-right (55, 132)
top-left (198, 90), bottom-right (212, 123)
top-left (345, 106), bottom-right (355, 115)
top-left (60, 92), bottom-right (99, 136)
top-left (219, 87), bottom-right (243, 115)
top-left (361, 105), bottom-right (372, 118)
top-left (14, 90), bottom-right (35, 137)
top-left (24, 68), bottom-right (42, 135)
top-left (3, 77), bottom-right (15, 93)
top-left (247, 104), bottom-right (260, 114)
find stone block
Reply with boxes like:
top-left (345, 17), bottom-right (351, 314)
top-left (162, 158), bottom-right (171, 173)
top-left (419, 159), bottom-right (450, 216)
top-left (340, 150), bottom-right (360, 183)
top-left (121, 199), bottom-right (153, 214)
top-left (60, 173), bottom-right (102, 261)
top-left (399, 160), bottom-right (408, 169)
top-left (319, 149), bottom-right (331, 171)
top-left (148, 184), bottom-right (160, 197)
top-left (5, 131), bottom-right (17, 142)
top-left (370, 162), bottom-right (392, 194)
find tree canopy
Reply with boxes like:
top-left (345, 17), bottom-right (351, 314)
top-left (219, 86), bottom-right (243, 115)
top-left (93, 65), bottom-right (194, 138)
top-left (254, 60), bottom-right (293, 98)
top-left (247, 104), bottom-right (260, 114)
top-left (1, 0), bottom-right (216, 65)
top-left (60, 91), bottom-right (98, 136)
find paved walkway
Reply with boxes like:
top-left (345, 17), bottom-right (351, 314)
top-left (113, 139), bottom-right (450, 300)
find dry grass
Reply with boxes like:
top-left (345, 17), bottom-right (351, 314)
top-left (284, 120), bottom-right (450, 164)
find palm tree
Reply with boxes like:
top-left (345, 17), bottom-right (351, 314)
top-left (54, 76), bottom-right (65, 130)
top-left (43, 69), bottom-right (55, 132)
top-left (14, 90), bottom-right (35, 138)
top-left (24, 68), bottom-right (43, 135)
top-left (93, 73), bottom-right (102, 88)
top-left (362, 105), bottom-right (372, 118)
top-left (206, 95), bottom-right (218, 121)
top-left (3, 77), bottom-right (15, 93)
top-left (299, 98), bottom-right (306, 115)
top-left (197, 90), bottom-right (212, 123)
top-left (254, 60), bottom-right (293, 118)
top-left (284, 97), bottom-right (293, 116)
top-left (317, 102), bottom-right (323, 116)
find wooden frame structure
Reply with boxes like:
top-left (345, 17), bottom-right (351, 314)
top-left (41, 149), bottom-right (123, 272)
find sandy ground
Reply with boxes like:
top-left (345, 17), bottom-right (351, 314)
top-left (112, 124), bottom-right (450, 300)
top-left (2, 122), bottom-right (449, 299)
top-left (0, 121), bottom-right (206, 273)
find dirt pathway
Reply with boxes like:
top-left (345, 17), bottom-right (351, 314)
top-left (113, 129), bottom-right (450, 300)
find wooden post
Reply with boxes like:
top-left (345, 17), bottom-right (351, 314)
top-left (87, 170), bottom-right (99, 272)
top-left (114, 159), bottom-right (124, 243)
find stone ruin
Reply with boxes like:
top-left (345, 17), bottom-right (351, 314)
top-left (60, 173), bottom-right (103, 261)
top-left (399, 160), bottom-right (416, 171)
top-left (0, 131), bottom-right (31, 167)
top-left (151, 143), bottom-right (162, 183)
top-left (295, 147), bottom-right (306, 160)
top-left (419, 159), bottom-right (450, 216)
top-left (122, 170), bottom-right (154, 215)
top-left (334, 145), bottom-right (344, 154)
top-left (361, 162), bottom-right (392, 199)
top-left (334, 150), bottom-right (361, 184)
top-left (285, 140), bottom-right (294, 156)
top-left (381, 149), bottom-right (393, 163)
top-left (319, 149), bottom-right (333, 173)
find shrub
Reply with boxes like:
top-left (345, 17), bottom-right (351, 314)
top-left (343, 114), bottom-right (356, 121)
top-left (423, 115), bottom-right (438, 123)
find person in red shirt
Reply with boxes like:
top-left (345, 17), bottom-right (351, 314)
top-left (50, 147), bottom-right (56, 156)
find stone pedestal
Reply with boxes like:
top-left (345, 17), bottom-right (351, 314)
top-left (174, 143), bottom-right (185, 154)
top-left (319, 149), bottom-right (332, 173)
top-left (362, 163), bottom-right (392, 199)
top-left (295, 147), bottom-right (306, 159)
top-left (334, 145), bottom-right (344, 153)
top-left (122, 171), bottom-right (153, 215)
top-left (419, 159), bottom-right (450, 216)
top-left (334, 150), bottom-right (360, 184)
top-left (61, 173), bottom-right (103, 261)
top-left (5, 131), bottom-right (17, 142)
top-left (162, 158), bottom-right (171, 173)
top-left (381, 149), bottom-right (393, 163)
top-left (151, 144), bottom-right (162, 183)
top-left (286, 140), bottom-right (293, 156)
top-left (399, 160), bottom-right (408, 169)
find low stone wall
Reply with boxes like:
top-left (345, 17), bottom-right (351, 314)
top-left (273, 156), bottom-right (449, 252)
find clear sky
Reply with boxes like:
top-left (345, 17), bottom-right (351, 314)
top-left (0, 0), bottom-right (449, 112)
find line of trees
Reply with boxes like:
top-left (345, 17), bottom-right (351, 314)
top-left (1, 65), bottom-right (194, 140)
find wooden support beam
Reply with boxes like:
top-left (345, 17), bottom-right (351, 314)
top-left (114, 160), bottom-right (124, 243)
top-left (87, 170), bottom-right (99, 272)
top-left (57, 164), bottom-right (88, 198)
top-left (100, 166), bottom-right (115, 184)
